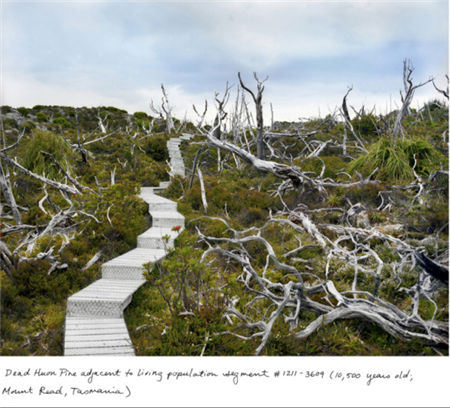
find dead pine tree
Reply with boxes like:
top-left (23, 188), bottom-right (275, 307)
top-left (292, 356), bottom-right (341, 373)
top-left (393, 59), bottom-right (433, 140)
top-left (0, 119), bottom-right (22, 224)
top-left (213, 82), bottom-right (231, 141)
top-left (238, 72), bottom-right (267, 160)
top-left (213, 83), bottom-right (231, 172)
top-left (150, 84), bottom-right (175, 135)
top-left (340, 86), bottom-right (367, 153)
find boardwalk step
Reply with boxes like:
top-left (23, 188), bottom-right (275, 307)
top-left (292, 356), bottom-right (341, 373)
top-left (151, 211), bottom-right (185, 228)
top-left (137, 227), bottom-right (180, 249)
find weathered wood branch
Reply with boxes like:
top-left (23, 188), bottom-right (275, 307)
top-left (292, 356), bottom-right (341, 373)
top-left (201, 130), bottom-right (378, 190)
top-left (39, 151), bottom-right (97, 194)
top-left (196, 213), bottom-right (448, 355)
top-left (432, 75), bottom-right (449, 99)
top-left (0, 151), bottom-right (79, 195)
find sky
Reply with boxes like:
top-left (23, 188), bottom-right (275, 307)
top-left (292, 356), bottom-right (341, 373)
top-left (1, 0), bottom-right (448, 122)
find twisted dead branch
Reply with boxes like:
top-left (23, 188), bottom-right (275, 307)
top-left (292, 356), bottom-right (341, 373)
top-left (196, 209), bottom-right (448, 355)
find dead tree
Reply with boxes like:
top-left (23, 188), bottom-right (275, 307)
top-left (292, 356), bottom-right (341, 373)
top-left (202, 125), bottom-right (378, 191)
top-left (213, 82), bottom-right (231, 141)
top-left (1, 121), bottom-right (22, 224)
top-left (74, 111), bottom-right (87, 163)
top-left (150, 84), bottom-right (175, 135)
top-left (70, 112), bottom-right (114, 163)
top-left (393, 59), bottom-right (433, 140)
top-left (192, 101), bottom-right (208, 131)
top-left (238, 72), bottom-right (267, 160)
top-left (213, 83), bottom-right (232, 171)
top-left (340, 86), bottom-right (367, 153)
top-left (97, 109), bottom-right (109, 134)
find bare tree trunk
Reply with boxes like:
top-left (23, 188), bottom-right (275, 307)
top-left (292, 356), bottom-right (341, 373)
top-left (97, 109), bottom-right (108, 134)
top-left (0, 160), bottom-right (21, 224)
top-left (270, 102), bottom-right (274, 131)
top-left (197, 165), bottom-right (208, 212)
top-left (0, 120), bottom-right (22, 224)
top-left (238, 72), bottom-right (267, 160)
top-left (341, 86), bottom-right (367, 152)
top-left (193, 100), bottom-right (208, 130)
top-left (393, 59), bottom-right (433, 140)
top-left (343, 124), bottom-right (347, 156)
top-left (150, 84), bottom-right (175, 135)
top-left (213, 114), bottom-right (222, 140)
top-left (189, 147), bottom-right (206, 189)
top-left (161, 84), bottom-right (174, 134)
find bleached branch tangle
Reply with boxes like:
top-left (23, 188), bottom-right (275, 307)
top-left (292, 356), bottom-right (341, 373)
top-left (196, 211), bottom-right (448, 355)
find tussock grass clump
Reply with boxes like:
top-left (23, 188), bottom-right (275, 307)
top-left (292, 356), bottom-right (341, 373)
top-left (349, 136), bottom-right (443, 183)
top-left (22, 130), bottom-right (74, 179)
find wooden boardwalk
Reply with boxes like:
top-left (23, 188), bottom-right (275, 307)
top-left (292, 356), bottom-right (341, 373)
top-left (64, 134), bottom-right (192, 356)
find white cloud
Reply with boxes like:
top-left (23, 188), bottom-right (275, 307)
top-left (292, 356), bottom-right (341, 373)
top-left (2, 0), bottom-right (447, 121)
top-left (175, 1), bottom-right (447, 67)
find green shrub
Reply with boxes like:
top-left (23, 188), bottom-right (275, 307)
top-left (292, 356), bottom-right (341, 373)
top-left (23, 120), bottom-right (36, 133)
top-left (351, 114), bottom-right (379, 137)
top-left (297, 155), bottom-right (347, 179)
top-left (401, 137), bottom-right (445, 176)
top-left (238, 206), bottom-right (267, 226)
top-left (17, 107), bottom-right (30, 116)
top-left (1, 106), bottom-right (13, 114)
top-left (36, 112), bottom-right (49, 122)
top-left (144, 135), bottom-right (169, 161)
top-left (133, 111), bottom-right (150, 120)
top-left (53, 116), bottom-right (73, 128)
top-left (2, 118), bottom-right (17, 128)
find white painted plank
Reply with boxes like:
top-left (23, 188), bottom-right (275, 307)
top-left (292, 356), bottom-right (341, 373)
top-left (65, 317), bottom-right (124, 323)
top-left (66, 333), bottom-right (132, 342)
top-left (65, 347), bottom-right (135, 356)
top-left (65, 340), bottom-right (133, 348)
top-left (66, 329), bottom-right (129, 336)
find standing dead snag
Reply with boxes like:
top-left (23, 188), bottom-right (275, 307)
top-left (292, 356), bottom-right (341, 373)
top-left (1, 121), bottom-right (22, 224)
top-left (213, 83), bottom-right (231, 171)
top-left (197, 165), bottom-right (208, 212)
top-left (74, 111), bottom-right (87, 163)
top-left (340, 86), bottom-right (367, 153)
top-left (238, 72), bottom-right (267, 160)
top-left (393, 59), bottom-right (433, 140)
top-left (213, 82), bottom-right (231, 141)
top-left (97, 109), bottom-right (108, 134)
top-left (150, 84), bottom-right (175, 135)
top-left (193, 100), bottom-right (208, 132)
